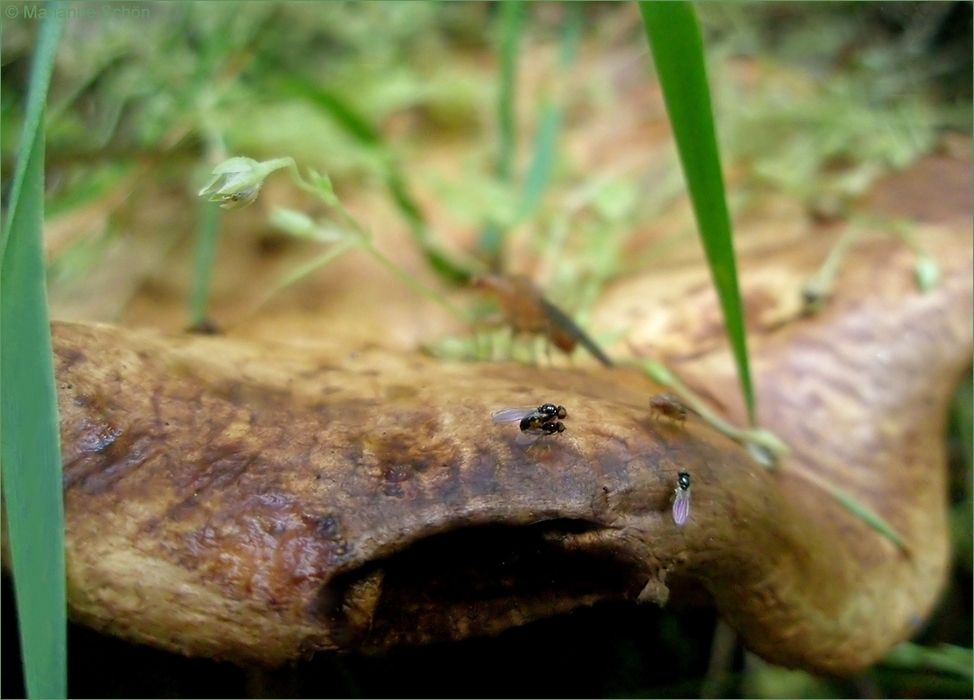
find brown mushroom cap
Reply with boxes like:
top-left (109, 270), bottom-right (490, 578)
top-left (35, 217), bottom-right (969, 673)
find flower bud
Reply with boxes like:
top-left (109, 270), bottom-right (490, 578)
top-left (198, 157), bottom-right (286, 210)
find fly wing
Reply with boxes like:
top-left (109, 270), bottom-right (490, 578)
top-left (672, 489), bottom-right (691, 527)
top-left (514, 429), bottom-right (543, 447)
top-left (491, 407), bottom-right (534, 424)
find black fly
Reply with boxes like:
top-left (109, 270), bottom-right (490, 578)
top-left (492, 403), bottom-right (569, 446)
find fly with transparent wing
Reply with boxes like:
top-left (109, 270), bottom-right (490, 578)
top-left (672, 471), bottom-right (691, 526)
top-left (491, 403), bottom-right (568, 446)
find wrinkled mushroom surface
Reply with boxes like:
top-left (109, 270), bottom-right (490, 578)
top-left (43, 216), bottom-right (970, 674)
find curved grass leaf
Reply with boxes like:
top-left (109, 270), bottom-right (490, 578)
top-left (639, 2), bottom-right (756, 426)
top-left (274, 76), bottom-right (473, 284)
top-left (0, 7), bottom-right (68, 699)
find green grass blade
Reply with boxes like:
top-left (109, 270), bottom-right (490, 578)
top-left (479, 1), bottom-right (526, 266)
top-left (0, 8), bottom-right (68, 699)
top-left (513, 2), bottom-right (581, 227)
top-left (188, 200), bottom-right (222, 329)
top-left (950, 372), bottom-right (973, 568)
top-left (952, 372), bottom-right (972, 485)
top-left (639, 1), bottom-right (757, 426)
top-left (385, 167), bottom-right (472, 285)
top-left (487, 2), bottom-right (582, 259)
top-left (0, 11), bottom-right (63, 258)
top-left (509, 4), bottom-right (580, 227)
top-left (276, 79), bottom-right (383, 146)
top-left (558, 1), bottom-right (583, 70)
top-left (513, 100), bottom-right (561, 224)
top-left (826, 483), bottom-right (908, 551)
top-left (496, 1), bottom-right (525, 182)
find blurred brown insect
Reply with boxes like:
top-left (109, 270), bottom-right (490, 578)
top-left (473, 274), bottom-right (613, 367)
top-left (649, 394), bottom-right (687, 428)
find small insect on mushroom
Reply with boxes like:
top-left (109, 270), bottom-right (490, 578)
top-left (492, 403), bottom-right (569, 446)
top-left (649, 393), bottom-right (688, 428)
top-left (672, 471), bottom-right (691, 527)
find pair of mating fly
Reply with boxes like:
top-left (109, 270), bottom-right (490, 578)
top-left (493, 393), bottom-right (687, 445)
top-left (491, 403), bottom-right (569, 447)
top-left (491, 400), bottom-right (693, 527)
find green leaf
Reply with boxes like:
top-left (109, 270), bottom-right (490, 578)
top-left (0, 7), bottom-right (68, 699)
top-left (639, 2), bottom-right (757, 426)
top-left (883, 643), bottom-right (973, 680)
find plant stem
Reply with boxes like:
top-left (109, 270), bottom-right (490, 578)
top-left (362, 241), bottom-right (472, 324)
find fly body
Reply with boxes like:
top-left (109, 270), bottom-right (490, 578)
top-left (672, 470), bottom-right (691, 526)
top-left (515, 420), bottom-right (566, 446)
